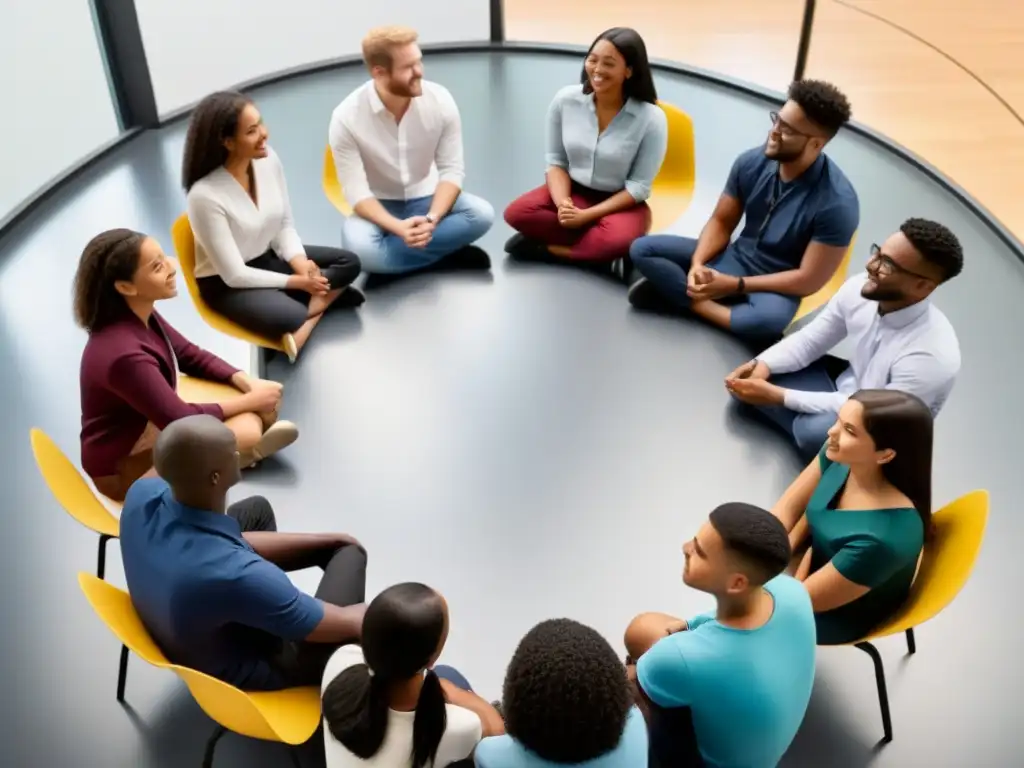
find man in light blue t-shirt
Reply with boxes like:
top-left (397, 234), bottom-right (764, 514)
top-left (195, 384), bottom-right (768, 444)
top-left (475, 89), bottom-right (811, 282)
top-left (625, 502), bottom-right (816, 768)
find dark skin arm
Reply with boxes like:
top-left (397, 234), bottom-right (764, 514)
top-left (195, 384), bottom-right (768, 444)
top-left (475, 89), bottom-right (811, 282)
top-left (627, 664), bottom-right (655, 725)
top-left (305, 602), bottom-right (367, 643)
top-left (439, 678), bottom-right (506, 737)
top-left (242, 531), bottom-right (362, 571)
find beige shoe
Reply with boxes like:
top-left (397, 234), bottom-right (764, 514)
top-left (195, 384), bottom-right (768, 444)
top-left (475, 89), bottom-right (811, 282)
top-left (282, 333), bottom-right (298, 363)
top-left (252, 419), bottom-right (299, 462)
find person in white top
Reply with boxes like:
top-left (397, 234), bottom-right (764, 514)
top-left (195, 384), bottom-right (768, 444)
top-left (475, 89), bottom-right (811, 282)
top-left (321, 583), bottom-right (504, 768)
top-left (184, 91), bottom-right (363, 362)
top-left (724, 217), bottom-right (963, 460)
top-left (328, 26), bottom-right (495, 281)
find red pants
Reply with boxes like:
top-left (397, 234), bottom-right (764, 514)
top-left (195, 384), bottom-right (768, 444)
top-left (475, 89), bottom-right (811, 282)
top-left (503, 182), bottom-right (651, 262)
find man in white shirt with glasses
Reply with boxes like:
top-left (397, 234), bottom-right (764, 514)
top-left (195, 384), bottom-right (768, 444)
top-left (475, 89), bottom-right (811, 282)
top-left (725, 217), bottom-right (963, 460)
top-left (328, 26), bottom-right (495, 281)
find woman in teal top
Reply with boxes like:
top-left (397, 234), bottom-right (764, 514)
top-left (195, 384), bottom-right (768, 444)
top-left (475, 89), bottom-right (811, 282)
top-left (771, 389), bottom-right (932, 644)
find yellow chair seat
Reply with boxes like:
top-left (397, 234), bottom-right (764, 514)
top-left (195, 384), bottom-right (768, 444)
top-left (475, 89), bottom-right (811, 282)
top-left (648, 102), bottom-right (695, 234)
top-left (79, 573), bottom-right (321, 752)
top-left (171, 214), bottom-right (286, 354)
top-left (323, 146), bottom-right (352, 217)
top-left (843, 489), bottom-right (988, 742)
top-left (786, 235), bottom-right (856, 330)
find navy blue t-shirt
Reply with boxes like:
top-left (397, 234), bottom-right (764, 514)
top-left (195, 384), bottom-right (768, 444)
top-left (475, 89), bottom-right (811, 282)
top-left (119, 478), bottom-right (324, 689)
top-left (723, 144), bottom-right (859, 275)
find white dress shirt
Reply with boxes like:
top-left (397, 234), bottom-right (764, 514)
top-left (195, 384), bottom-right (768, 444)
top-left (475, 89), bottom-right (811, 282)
top-left (186, 147), bottom-right (304, 290)
top-left (327, 79), bottom-right (465, 207)
top-left (758, 273), bottom-right (961, 415)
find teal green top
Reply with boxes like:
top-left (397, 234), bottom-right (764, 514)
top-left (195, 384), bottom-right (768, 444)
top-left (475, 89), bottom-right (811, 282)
top-left (806, 444), bottom-right (924, 645)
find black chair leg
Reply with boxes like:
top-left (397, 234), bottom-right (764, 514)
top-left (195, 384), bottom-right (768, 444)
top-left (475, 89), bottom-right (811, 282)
top-left (97, 534), bottom-right (113, 580)
top-left (856, 641), bottom-right (893, 743)
top-left (116, 644), bottom-right (130, 702)
top-left (905, 628), bottom-right (916, 654)
top-left (202, 725), bottom-right (227, 768)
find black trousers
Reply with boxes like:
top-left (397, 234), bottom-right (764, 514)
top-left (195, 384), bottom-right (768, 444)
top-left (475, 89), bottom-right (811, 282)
top-left (227, 495), bottom-right (367, 687)
top-left (197, 246), bottom-right (361, 338)
top-left (648, 704), bottom-right (705, 767)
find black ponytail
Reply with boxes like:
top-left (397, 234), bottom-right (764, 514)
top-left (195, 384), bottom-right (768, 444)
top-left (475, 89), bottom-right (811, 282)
top-left (322, 663), bottom-right (390, 758)
top-left (411, 669), bottom-right (448, 768)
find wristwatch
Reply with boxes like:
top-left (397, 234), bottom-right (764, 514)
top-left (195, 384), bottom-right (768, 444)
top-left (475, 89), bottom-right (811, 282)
top-left (736, 276), bottom-right (746, 294)
top-left (425, 213), bottom-right (436, 224)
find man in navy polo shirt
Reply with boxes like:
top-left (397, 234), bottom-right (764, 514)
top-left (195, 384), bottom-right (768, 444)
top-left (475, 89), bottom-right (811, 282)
top-left (628, 79), bottom-right (859, 344)
top-left (119, 414), bottom-right (368, 690)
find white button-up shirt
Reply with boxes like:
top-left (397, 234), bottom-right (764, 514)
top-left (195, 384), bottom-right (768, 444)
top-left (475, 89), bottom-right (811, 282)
top-left (758, 273), bottom-right (961, 415)
top-left (328, 80), bottom-right (465, 206)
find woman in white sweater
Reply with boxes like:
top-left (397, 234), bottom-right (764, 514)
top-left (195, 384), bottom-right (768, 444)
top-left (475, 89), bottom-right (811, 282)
top-left (183, 91), bottom-right (362, 361)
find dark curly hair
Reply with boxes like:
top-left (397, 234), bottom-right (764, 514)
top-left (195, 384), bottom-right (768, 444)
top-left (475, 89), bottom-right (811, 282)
top-left (709, 502), bottom-right (792, 586)
top-left (72, 228), bottom-right (148, 333)
top-left (899, 217), bottom-right (964, 282)
top-left (502, 618), bottom-right (632, 764)
top-left (181, 90), bottom-right (253, 191)
top-left (322, 583), bottom-right (448, 768)
top-left (787, 79), bottom-right (851, 137)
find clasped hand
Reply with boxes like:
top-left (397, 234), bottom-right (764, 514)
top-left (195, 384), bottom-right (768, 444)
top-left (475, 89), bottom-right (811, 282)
top-left (557, 198), bottom-right (590, 229)
top-left (289, 256), bottom-right (329, 295)
top-left (398, 216), bottom-right (435, 248)
top-left (687, 266), bottom-right (738, 302)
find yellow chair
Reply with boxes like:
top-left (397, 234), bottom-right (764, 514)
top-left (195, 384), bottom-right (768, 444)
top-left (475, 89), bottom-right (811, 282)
top-left (79, 573), bottom-right (320, 767)
top-left (785, 234), bottom-right (857, 332)
top-left (30, 428), bottom-right (121, 579)
top-left (171, 213), bottom-right (288, 356)
top-left (847, 489), bottom-right (988, 743)
top-left (322, 145), bottom-right (352, 217)
top-left (648, 102), bottom-right (696, 234)
top-left (323, 103), bottom-right (696, 233)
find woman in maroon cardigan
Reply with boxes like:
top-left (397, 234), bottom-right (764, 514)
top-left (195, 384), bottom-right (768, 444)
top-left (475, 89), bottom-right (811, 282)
top-left (74, 228), bottom-right (300, 501)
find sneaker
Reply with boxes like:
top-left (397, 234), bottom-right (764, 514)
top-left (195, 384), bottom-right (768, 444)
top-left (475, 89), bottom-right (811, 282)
top-left (333, 285), bottom-right (366, 309)
top-left (504, 233), bottom-right (546, 261)
top-left (252, 419), bottom-right (299, 462)
top-left (281, 333), bottom-right (298, 363)
top-left (441, 245), bottom-right (491, 271)
top-left (627, 278), bottom-right (677, 313)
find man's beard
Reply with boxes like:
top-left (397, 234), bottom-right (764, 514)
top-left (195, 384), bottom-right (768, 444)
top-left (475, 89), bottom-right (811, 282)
top-left (862, 282), bottom-right (904, 302)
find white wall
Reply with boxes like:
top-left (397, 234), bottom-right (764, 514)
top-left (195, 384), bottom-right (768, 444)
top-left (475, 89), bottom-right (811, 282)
top-left (0, 1), bottom-right (121, 224)
top-left (133, 0), bottom-right (492, 116)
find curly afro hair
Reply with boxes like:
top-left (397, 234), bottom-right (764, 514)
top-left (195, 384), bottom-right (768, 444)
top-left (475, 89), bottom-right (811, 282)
top-left (787, 79), bottom-right (852, 137)
top-left (899, 217), bottom-right (964, 282)
top-left (502, 618), bottom-right (632, 764)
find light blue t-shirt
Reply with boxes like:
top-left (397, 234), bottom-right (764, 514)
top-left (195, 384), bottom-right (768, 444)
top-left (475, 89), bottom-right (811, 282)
top-left (474, 706), bottom-right (647, 768)
top-left (636, 575), bottom-right (815, 768)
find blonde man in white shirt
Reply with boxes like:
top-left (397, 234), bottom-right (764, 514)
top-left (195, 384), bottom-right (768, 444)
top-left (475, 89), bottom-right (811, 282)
top-left (725, 218), bottom-right (963, 460)
top-left (184, 92), bottom-right (363, 362)
top-left (329, 26), bottom-right (495, 281)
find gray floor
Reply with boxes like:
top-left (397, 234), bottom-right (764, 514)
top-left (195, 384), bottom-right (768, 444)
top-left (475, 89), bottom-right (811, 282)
top-left (1, 50), bottom-right (1021, 767)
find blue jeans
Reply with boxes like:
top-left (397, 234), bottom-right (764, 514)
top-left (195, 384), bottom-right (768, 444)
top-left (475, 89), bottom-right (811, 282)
top-left (342, 192), bottom-right (495, 275)
top-left (741, 356), bottom-right (848, 461)
top-left (630, 235), bottom-right (800, 341)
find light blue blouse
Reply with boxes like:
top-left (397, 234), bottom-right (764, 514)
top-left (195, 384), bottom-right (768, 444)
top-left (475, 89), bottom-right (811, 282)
top-left (545, 84), bottom-right (668, 202)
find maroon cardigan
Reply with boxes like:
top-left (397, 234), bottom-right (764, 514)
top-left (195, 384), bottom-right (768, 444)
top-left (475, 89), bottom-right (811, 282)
top-left (79, 309), bottom-right (240, 478)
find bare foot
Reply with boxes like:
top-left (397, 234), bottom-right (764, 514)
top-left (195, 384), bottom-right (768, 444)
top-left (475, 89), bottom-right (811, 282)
top-left (308, 289), bottom-right (342, 316)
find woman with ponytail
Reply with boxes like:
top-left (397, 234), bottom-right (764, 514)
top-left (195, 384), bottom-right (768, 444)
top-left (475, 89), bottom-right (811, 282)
top-left (770, 388), bottom-right (934, 644)
top-left (321, 583), bottom-right (504, 767)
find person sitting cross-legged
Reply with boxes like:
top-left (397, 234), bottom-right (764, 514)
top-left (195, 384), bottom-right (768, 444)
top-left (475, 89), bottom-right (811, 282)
top-left (329, 25), bottom-right (495, 282)
top-left (625, 503), bottom-right (815, 768)
top-left (628, 79), bottom-right (858, 345)
top-left (503, 27), bottom-right (667, 276)
top-left (475, 618), bottom-right (648, 767)
top-left (119, 414), bottom-right (368, 690)
top-left (725, 217), bottom-right (963, 462)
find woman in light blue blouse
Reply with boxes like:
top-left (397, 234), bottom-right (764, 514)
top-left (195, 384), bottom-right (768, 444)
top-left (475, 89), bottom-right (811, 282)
top-left (504, 27), bottom-right (668, 268)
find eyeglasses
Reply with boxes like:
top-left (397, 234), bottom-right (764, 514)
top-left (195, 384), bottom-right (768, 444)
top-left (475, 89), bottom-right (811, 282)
top-left (867, 244), bottom-right (934, 281)
top-left (769, 111), bottom-right (813, 139)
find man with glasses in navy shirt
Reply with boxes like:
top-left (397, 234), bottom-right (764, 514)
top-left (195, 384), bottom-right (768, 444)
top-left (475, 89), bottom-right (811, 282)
top-left (119, 414), bottom-right (368, 690)
top-left (628, 80), bottom-right (859, 345)
top-left (725, 218), bottom-right (963, 460)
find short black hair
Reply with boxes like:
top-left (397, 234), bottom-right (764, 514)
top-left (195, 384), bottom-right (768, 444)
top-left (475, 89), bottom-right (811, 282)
top-left (900, 217), bottom-right (964, 282)
top-left (787, 79), bottom-right (851, 137)
top-left (502, 618), bottom-right (632, 764)
top-left (708, 503), bottom-right (791, 585)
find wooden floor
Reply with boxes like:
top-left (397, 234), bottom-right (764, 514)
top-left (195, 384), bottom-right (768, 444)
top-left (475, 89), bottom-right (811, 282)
top-left (504, 0), bottom-right (1024, 246)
